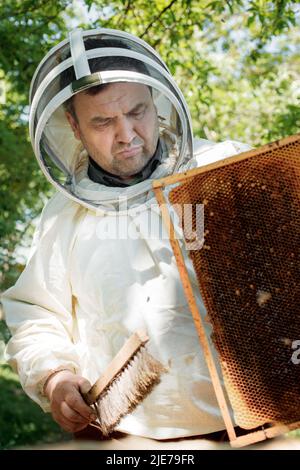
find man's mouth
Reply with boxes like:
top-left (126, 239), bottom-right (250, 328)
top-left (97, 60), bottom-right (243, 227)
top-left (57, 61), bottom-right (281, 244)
top-left (116, 146), bottom-right (143, 159)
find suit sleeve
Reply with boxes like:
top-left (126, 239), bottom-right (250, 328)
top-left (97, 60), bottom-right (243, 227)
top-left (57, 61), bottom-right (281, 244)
top-left (194, 139), bottom-right (253, 167)
top-left (1, 193), bottom-right (84, 411)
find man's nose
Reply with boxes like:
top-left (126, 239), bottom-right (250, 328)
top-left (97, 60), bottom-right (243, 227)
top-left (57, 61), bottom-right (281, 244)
top-left (116, 117), bottom-right (136, 144)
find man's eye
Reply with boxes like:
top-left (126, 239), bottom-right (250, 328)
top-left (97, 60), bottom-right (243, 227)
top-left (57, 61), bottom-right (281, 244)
top-left (131, 108), bottom-right (146, 119)
top-left (96, 120), bottom-right (111, 128)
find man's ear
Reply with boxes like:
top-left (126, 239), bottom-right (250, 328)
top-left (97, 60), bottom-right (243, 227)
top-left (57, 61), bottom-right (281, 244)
top-left (66, 111), bottom-right (81, 141)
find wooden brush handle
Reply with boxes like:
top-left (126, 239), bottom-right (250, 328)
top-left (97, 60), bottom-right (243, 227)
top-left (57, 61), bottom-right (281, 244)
top-left (83, 329), bottom-right (149, 405)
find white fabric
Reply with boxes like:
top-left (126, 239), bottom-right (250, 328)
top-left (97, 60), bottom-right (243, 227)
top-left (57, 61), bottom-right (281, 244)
top-left (2, 138), bottom-right (251, 439)
top-left (69, 29), bottom-right (91, 79)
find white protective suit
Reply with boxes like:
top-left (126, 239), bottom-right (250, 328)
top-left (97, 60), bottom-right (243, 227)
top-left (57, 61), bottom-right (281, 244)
top-left (2, 28), bottom-right (251, 439)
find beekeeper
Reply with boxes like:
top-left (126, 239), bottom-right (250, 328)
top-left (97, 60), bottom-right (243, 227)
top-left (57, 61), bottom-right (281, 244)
top-left (2, 28), bottom-right (250, 439)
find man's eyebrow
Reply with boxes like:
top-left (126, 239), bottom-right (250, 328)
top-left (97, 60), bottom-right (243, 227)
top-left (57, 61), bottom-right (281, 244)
top-left (89, 102), bottom-right (147, 124)
top-left (90, 115), bottom-right (113, 124)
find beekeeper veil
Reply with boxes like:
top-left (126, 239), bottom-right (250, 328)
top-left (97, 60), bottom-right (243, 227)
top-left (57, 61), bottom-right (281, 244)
top-left (29, 28), bottom-right (193, 212)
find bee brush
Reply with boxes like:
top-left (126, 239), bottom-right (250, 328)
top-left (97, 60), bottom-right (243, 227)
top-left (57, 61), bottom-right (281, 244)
top-left (82, 329), bottom-right (166, 436)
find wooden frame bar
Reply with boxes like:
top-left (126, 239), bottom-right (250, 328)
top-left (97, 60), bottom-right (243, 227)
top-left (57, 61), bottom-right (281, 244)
top-left (152, 133), bottom-right (300, 190)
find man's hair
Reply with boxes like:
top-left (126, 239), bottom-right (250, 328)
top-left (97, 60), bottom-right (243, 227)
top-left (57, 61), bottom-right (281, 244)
top-left (60, 37), bottom-right (150, 121)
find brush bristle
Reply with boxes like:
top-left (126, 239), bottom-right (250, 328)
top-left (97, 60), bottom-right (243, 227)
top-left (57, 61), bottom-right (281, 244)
top-left (93, 347), bottom-right (166, 436)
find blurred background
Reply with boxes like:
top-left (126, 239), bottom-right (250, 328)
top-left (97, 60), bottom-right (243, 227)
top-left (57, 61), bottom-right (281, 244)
top-left (0, 0), bottom-right (299, 449)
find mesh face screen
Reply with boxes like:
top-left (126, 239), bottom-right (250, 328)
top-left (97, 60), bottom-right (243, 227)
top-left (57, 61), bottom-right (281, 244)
top-left (168, 138), bottom-right (300, 429)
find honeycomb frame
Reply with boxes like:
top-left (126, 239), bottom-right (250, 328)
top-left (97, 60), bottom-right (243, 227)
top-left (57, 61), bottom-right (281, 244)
top-left (153, 134), bottom-right (300, 447)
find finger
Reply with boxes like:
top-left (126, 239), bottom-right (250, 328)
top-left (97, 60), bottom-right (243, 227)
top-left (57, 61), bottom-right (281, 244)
top-left (65, 391), bottom-right (96, 421)
top-left (78, 379), bottom-right (92, 395)
top-left (60, 401), bottom-right (91, 425)
top-left (62, 419), bottom-right (90, 433)
top-left (53, 413), bottom-right (89, 433)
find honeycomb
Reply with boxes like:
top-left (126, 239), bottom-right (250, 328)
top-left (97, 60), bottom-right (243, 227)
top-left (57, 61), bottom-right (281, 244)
top-left (168, 138), bottom-right (300, 429)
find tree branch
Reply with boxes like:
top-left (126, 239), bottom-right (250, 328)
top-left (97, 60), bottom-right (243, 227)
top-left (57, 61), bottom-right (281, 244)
top-left (140, 0), bottom-right (178, 39)
top-left (116, 0), bottom-right (132, 27)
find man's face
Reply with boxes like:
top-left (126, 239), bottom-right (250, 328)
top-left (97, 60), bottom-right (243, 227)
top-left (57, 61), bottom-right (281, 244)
top-left (67, 82), bottom-right (159, 180)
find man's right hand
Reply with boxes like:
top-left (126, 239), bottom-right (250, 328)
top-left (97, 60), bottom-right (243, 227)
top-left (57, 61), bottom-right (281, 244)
top-left (44, 370), bottom-right (97, 433)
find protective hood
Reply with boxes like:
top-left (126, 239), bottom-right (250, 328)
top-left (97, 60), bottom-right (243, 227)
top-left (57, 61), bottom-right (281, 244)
top-left (29, 28), bottom-right (193, 213)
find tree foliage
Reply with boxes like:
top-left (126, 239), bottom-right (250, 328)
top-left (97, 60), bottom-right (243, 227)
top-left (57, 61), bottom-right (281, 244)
top-left (0, 0), bottom-right (299, 289)
top-left (0, 0), bottom-right (70, 288)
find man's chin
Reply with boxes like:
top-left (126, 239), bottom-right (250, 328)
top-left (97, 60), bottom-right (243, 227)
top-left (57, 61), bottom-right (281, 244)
top-left (114, 157), bottom-right (152, 179)
top-left (117, 168), bottom-right (145, 179)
